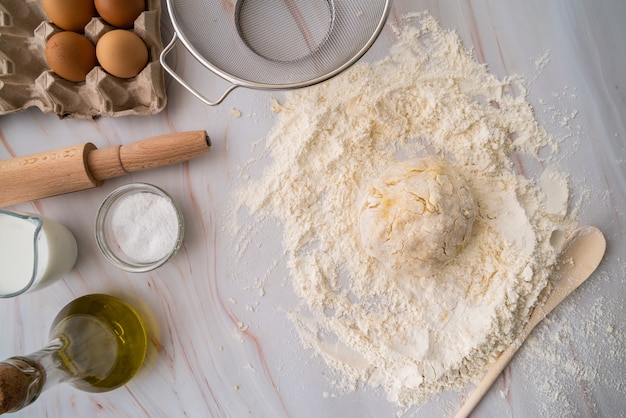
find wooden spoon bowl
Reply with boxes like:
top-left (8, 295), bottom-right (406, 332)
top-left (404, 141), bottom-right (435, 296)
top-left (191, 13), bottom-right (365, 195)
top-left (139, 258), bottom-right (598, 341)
top-left (455, 226), bottom-right (606, 418)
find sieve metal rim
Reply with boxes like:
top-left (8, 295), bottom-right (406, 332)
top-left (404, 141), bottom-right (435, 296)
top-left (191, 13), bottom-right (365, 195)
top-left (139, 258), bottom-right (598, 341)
top-left (161, 0), bottom-right (393, 105)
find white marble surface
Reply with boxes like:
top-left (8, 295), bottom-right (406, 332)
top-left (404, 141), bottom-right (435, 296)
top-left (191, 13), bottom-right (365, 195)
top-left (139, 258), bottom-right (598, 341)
top-left (1, 1), bottom-right (625, 417)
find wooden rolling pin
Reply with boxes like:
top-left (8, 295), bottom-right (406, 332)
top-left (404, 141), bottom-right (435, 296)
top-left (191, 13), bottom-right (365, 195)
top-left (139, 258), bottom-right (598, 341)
top-left (0, 130), bottom-right (210, 207)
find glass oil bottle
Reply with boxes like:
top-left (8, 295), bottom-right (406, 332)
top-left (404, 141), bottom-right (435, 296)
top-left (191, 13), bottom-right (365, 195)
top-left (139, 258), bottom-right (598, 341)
top-left (0, 294), bottom-right (147, 414)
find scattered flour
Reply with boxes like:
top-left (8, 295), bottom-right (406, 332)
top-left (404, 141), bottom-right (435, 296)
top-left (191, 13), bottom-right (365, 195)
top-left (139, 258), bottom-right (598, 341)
top-left (534, 49), bottom-right (551, 71)
top-left (519, 271), bottom-right (626, 418)
top-left (231, 108), bottom-right (242, 118)
top-left (233, 12), bottom-right (577, 408)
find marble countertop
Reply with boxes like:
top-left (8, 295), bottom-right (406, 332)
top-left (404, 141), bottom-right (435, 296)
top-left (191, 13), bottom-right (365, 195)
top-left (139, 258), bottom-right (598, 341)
top-left (1, 1), bottom-right (625, 417)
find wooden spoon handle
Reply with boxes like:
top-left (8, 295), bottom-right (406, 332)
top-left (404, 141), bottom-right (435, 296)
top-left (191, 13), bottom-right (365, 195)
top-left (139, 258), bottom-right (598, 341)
top-left (454, 316), bottom-right (535, 418)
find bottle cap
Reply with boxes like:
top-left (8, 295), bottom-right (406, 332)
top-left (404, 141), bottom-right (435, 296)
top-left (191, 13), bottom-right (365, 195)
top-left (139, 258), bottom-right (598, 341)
top-left (0, 364), bottom-right (28, 414)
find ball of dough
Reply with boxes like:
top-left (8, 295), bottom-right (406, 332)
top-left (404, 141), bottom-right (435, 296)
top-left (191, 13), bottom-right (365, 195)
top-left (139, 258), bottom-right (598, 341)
top-left (359, 158), bottom-right (477, 276)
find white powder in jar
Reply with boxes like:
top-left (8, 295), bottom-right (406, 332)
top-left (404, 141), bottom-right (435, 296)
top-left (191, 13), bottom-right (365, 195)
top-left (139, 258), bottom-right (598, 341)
top-left (233, 12), bottom-right (577, 408)
top-left (110, 191), bottom-right (179, 263)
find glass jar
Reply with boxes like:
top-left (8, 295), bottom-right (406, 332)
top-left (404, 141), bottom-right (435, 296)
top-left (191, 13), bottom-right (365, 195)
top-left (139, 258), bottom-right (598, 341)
top-left (95, 183), bottom-right (184, 272)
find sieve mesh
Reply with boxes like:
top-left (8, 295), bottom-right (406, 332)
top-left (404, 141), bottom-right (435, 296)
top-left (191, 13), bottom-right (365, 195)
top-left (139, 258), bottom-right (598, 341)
top-left (166, 0), bottom-right (391, 88)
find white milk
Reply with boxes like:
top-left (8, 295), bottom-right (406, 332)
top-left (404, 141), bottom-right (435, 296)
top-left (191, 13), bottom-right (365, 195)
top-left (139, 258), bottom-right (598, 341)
top-left (0, 210), bottom-right (78, 297)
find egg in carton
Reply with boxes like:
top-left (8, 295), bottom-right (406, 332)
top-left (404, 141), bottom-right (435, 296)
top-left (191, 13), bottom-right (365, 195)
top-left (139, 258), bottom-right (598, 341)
top-left (0, 0), bottom-right (166, 119)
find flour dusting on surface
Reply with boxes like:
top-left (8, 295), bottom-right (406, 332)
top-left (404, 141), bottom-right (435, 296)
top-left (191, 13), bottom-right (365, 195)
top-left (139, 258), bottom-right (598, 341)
top-left (517, 270), bottom-right (626, 417)
top-left (232, 12), bottom-right (576, 408)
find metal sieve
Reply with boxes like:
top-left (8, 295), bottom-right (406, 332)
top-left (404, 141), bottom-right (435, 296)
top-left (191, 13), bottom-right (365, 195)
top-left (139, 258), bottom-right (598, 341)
top-left (160, 0), bottom-right (392, 105)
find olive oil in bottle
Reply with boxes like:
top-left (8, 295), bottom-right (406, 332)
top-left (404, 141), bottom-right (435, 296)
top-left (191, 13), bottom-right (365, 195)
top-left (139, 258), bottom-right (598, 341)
top-left (0, 294), bottom-right (147, 414)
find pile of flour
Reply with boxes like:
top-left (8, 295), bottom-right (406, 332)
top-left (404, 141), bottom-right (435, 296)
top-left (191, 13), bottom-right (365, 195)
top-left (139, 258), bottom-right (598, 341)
top-left (234, 12), bottom-right (576, 407)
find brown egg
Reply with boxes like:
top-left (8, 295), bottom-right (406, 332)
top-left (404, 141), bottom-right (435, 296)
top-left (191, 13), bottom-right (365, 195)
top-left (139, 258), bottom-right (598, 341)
top-left (96, 30), bottom-right (148, 79)
top-left (45, 32), bottom-right (97, 82)
top-left (42, 0), bottom-right (97, 32)
top-left (94, 0), bottom-right (145, 29)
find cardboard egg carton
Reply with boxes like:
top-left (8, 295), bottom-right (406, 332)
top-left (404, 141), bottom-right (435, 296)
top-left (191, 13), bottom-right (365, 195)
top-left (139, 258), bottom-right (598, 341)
top-left (0, 0), bottom-right (166, 119)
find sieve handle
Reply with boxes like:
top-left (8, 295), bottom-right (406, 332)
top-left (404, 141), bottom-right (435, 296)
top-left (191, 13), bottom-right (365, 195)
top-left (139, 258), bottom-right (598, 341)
top-left (160, 33), bottom-right (238, 106)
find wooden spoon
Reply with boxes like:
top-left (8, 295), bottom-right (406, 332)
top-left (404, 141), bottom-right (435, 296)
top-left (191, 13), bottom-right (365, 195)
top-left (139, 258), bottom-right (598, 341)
top-left (455, 226), bottom-right (606, 418)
